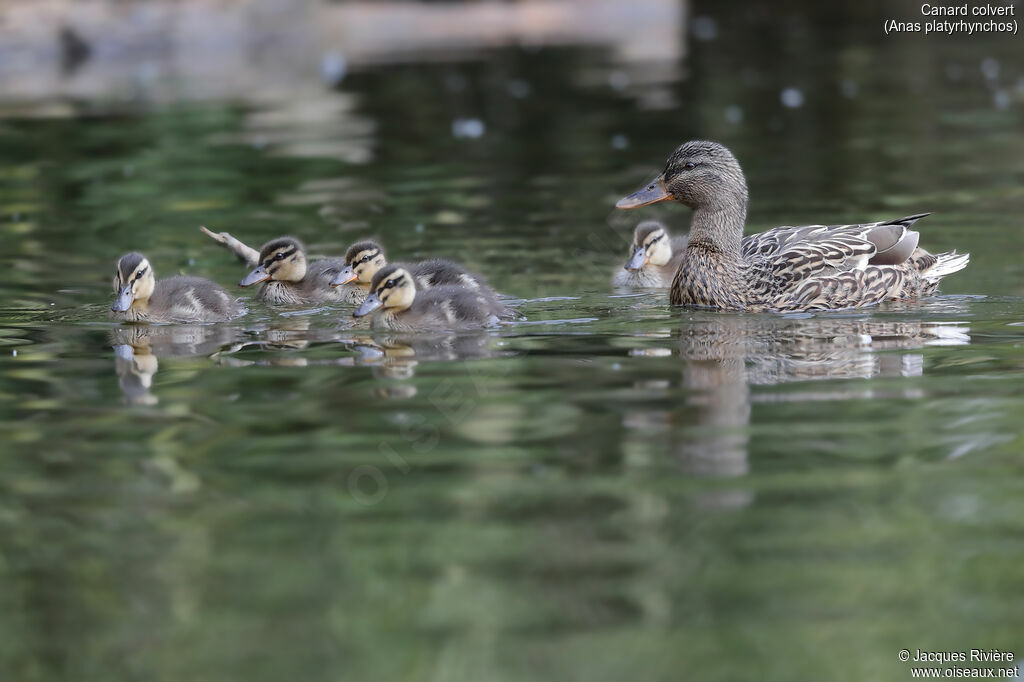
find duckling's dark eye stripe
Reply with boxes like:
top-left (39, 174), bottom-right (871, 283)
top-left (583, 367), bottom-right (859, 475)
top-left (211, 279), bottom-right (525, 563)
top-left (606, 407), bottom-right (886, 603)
top-left (358, 249), bottom-right (380, 264)
top-left (134, 266), bottom-right (148, 282)
top-left (263, 246), bottom-right (297, 266)
top-left (381, 274), bottom-right (406, 290)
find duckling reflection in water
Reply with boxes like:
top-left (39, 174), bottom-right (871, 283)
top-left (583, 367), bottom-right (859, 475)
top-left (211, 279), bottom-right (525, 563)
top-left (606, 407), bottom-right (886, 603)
top-left (110, 252), bottom-right (245, 323)
top-left (331, 240), bottom-right (509, 316)
top-left (109, 324), bottom-right (241, 405)
top-left (353, 265), bottom-right (507, 331)
top-left (113, 343), bottom-right (159, 405)
top-left (612, 221), bottom-right (687, 288)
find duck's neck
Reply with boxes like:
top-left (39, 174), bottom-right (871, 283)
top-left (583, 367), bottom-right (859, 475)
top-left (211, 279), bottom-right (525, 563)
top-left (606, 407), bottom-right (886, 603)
top-left (687, 198), bottom-right (747, 259)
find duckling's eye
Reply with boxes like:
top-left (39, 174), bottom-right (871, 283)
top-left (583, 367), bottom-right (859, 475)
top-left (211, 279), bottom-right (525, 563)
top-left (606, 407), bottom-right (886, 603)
top-left (275, 252), bottom-right (286, 261)
top-left (683, 162), bottom-right (696, 170)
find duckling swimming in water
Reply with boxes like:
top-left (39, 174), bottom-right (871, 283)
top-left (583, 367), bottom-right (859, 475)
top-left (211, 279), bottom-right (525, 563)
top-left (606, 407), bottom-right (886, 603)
top-left (616, 140), bottom-right (969, 312)
top-left (352, 264), bottom-right (498, 331)
top-left (240, 237), bottom-right (349, 305)
top-left (612, 221), bottom-right (688, 288)
top-left (327, 240), bottom-right (388, 304)
top-left (110, 252), bottom-right (244, 323)
top-left (330, 240), bottom-right (508, 314)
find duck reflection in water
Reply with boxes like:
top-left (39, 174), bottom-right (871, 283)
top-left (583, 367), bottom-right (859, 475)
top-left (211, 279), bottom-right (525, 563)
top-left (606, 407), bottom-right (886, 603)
top-left (110, 324), bottom-right (242, 405)
top-left (344, 331), bottom-right (507, 392)
top-left (631, 312), bottom-right (970, 509)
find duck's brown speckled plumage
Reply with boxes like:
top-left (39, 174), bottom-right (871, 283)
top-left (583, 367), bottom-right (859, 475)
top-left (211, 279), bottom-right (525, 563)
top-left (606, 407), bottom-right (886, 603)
top-left (617, 141), bottom-right (969, 312)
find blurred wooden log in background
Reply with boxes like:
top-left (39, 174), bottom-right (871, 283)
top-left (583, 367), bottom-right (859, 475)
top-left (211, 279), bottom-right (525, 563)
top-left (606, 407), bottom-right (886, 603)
top-left (0, 0), bottom-right (684, 107)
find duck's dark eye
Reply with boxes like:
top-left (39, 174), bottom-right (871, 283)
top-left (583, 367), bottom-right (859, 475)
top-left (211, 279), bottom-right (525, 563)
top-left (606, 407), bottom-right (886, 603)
top-left (275, 252), bottom-right (286, 261)
top-left (683, 162), bottom-right (696, 170)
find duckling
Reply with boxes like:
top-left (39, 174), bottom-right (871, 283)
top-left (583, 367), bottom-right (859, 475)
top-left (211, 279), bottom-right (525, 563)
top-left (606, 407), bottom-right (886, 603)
top-left (612, 221), bottom-right (688, 288)
top-left (328, 240), bottom-right (388, 303)
top-left (110, 252), bottom-right (245, 323)
top-left (330, 240), bottom-right (509, 315)
top-left (240, 237), bottom-right (349, 305)
top-left (352, 264), bottom-right (497, 331)
top-left (616, 140), bottom-right (969, 312)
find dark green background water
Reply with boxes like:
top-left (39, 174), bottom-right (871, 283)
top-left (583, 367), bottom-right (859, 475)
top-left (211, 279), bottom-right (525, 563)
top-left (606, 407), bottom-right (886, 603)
top-left (1, 2), bottom-right (1023, 680)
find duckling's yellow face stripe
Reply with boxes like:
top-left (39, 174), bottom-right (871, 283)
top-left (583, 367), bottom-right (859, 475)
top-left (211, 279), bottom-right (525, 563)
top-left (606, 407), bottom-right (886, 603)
top-left (351, 248), bottom-right (385, 283)
top-left (256, 245), bottom-right (305, 283)
top-left (112, 257), bottom-right (154, 311)
top-left (375, 269), bottom-right (415, 311)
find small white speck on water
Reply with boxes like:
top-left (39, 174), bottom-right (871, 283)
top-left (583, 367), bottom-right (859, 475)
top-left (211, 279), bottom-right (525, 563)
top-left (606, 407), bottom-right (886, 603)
top-left (780, 87), bottom-right (804, 108)
top-left (608, 70), bottom-right (630, 91)
top-left (692, 16), bottom-right (718, 41)
top-left (452, 118), bottom-right (485, 139)
top-left (610, 134), bottom-right (629, 150)
top-left (12, 350), bottom-right (17, 357)
top-left (414, 223), bottom-right (425, 233)
top-left (840, 79), bottom-right (858, 98)
top-left (724, 105), bottom-right (743, 124)
top-left (320, 51), bottom-right (347, 86)
top-left (994, 89), bottom-right (1011, 110)
top-left (611, 363), bottom-right (622, 371)
top-left (50, 302), bottom-right (55, 306)
top-left (506, 79), bottom-right (531, 98)
top-left (981, 57), bottom-right (999, 81)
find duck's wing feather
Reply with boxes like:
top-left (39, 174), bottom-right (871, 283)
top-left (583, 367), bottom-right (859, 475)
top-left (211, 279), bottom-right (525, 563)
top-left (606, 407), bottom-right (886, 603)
top-left (743, 213), bottom-right (929, 287)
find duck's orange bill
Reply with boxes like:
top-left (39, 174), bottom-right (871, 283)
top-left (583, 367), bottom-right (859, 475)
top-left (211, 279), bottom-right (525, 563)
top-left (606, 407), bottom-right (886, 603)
top-left (616, 178), bottom-right (673, 209)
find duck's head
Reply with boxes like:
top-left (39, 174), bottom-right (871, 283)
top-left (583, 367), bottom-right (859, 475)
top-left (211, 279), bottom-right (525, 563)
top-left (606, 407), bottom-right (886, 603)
top-left (111, 252), bottom-right (156, 312)
top-left (331, 240), bottom-right (386, 287)
top-left (617, 140), bottom-right (747, 211)
top-left (624, 221), bottom-right (672, 271)
top-left (353, 264), bottom-right (415, 318)
top-left (241, 237), bottom-right (307, 286)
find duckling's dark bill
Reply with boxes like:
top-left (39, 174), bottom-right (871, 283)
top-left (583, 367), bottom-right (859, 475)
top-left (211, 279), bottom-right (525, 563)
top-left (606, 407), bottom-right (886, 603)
top-left (353, 293), bottom-right (383, 318)
top-left (330, 265), bottom-right (356, 287)
top-left (616, 179), bottom-right (673, 209)
top-left (111, 287), bottom-right (134, 312)
top-left (240, 266), bottom-right (270, 287)
top-left (625, 247), bottom-right (647, 271)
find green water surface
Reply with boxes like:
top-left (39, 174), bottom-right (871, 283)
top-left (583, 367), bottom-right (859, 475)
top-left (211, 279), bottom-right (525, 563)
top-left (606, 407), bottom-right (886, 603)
top-left (1, 4), bottom-right (1023, 681)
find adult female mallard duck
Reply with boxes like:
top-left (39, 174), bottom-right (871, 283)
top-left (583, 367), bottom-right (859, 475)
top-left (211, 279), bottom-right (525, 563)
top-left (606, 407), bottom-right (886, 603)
top-left (352, 264), bottom-right (500, 331)
top-left (110, 252), bottom-right (245, 323)
top-left (239, 237), bottom-right (350, 305)
top-left (330, 240), bottom-right (507, 314)
top-left (612, 220), bottom-right (688, 288)
top-left (616, 140), bottom-right (969, 312)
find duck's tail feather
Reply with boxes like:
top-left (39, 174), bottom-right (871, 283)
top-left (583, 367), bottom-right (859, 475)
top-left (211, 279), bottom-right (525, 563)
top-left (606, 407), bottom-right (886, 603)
top-left (886, 212), bottom-right (932, 227)
top-left (923, 250), bottom-right (970, 283)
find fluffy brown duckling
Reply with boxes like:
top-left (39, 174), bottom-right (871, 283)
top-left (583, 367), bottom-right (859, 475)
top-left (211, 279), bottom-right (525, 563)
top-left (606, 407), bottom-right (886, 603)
top-left (352, 264), bottom-right (498, 331)
top-left (240, 237), bottom-right (349, 305)
top-left (330, 240), bottom-right (508, 314)
top-left (110, 252), bottom-right (244, 323)
top-left (616, 140), bottom-right (969, 311)
top-left (612, 221), bottom-right (688, 288)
